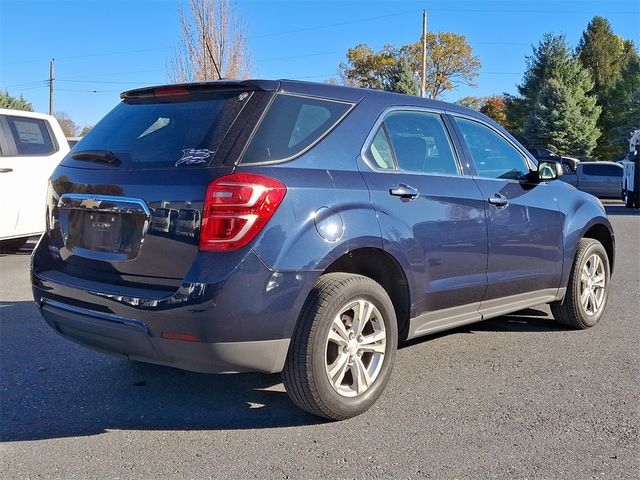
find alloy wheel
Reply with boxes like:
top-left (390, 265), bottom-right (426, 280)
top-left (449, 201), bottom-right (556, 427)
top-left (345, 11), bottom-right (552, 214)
top-left (580, 253), bottom-right (606, 316)
top-left (324, 299), bottom-right (386, 397)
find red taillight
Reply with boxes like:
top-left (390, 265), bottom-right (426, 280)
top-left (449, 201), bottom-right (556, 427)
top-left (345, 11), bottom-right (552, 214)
top-left (161, 331), bottom-right (200, 342)
top-left (199, 173), bottom-right (287, 251)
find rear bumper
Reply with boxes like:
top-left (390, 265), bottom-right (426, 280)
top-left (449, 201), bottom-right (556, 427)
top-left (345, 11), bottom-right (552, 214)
top-left (32, 239), bottom-right (319, 374)
top-left (40, 301), bottom-right (289, 373)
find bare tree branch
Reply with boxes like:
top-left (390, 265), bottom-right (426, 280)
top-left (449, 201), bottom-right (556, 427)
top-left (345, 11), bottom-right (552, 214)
top-left (169, 0), bottom-right (252, 82)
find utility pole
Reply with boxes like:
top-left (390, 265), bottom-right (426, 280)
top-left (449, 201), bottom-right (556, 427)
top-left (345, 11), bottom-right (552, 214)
top-left (49, 58), bottom-right (54, 115)
top-left (421, 10), bottom-right (428, 98)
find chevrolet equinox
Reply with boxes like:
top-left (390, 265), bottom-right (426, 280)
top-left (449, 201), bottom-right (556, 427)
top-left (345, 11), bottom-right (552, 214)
top-left (31, 80), bottom-right (615, 419)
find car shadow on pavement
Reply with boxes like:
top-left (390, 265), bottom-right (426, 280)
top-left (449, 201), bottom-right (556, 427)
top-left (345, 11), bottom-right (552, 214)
top-left (0, 300), bottom-right (326, 443)
top-left (0, 237), bottom-right (38, 256)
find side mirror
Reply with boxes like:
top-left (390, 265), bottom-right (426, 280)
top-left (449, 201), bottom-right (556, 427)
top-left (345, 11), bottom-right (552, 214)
top-left (537, 160), bottom-right (563, 181)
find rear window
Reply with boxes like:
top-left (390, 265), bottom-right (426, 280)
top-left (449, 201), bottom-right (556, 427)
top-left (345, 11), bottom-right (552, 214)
top-left (65, 91), bottom-right (254, 168)
top-left (4, 115), bottom-right (56, 156)
top-left (241, 94), bottom-right (352, 164)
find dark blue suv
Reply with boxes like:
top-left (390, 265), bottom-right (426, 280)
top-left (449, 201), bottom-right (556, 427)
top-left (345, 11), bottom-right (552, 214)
top-left (31, 80), bottom-right (615, 419)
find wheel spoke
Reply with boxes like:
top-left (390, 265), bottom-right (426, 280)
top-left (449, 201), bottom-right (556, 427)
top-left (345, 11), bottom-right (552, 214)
top-left (359, 343), bottom-right (387, 353)
top-left (328, 317), bottom-right (349, 346)
top-left (593, 290), bottom-right (604, 310)
top-left (327, 352), bottom-right (350, 385)
top-left (360, 330), bottom-right (386, 345)
top-left (580, 286), bottom-right (590, 308)
top-left (351, 355), bottom-right (371, 394)
top-left (592, 255), bottom-right (601, 276)
top-left (592, 274), bottom-right (605, 289)
top-left (327, 329), bottom-right (347, 347)
top-left (580, 270), bottom-right (590, 284)
top-left (587, 291), bottom-right (597, 313)
top-left (351, 300), bottom-right (374, 337)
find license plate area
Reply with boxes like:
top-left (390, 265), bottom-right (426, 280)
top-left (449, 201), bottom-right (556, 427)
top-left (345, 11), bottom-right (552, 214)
top-left (58, 194), bottom-right (150, 260)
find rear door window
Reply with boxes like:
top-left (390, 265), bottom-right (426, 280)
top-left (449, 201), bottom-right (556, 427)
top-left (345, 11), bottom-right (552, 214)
top-left (241, 94), bottom-right (353, 164)
top-left (4, 116), bottom-right (56, 156)
top-left (65, 91), bottom-right (256, 168)
top-left (383, 111), bottom-right (460, 175)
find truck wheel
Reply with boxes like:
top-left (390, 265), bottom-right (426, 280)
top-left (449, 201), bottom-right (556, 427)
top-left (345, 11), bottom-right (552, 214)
top-left (282, 273), bottom-right (397, 420)
top-left (551, 238), bottom-right (610, 329)
top-left (0, 237), bottom-right (28, 251)
top-left (624, 191), bottom-right (634, 208)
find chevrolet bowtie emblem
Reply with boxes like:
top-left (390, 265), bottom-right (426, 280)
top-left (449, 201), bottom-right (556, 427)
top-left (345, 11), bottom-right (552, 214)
top-left (80, 198), bottom-right (102, 209)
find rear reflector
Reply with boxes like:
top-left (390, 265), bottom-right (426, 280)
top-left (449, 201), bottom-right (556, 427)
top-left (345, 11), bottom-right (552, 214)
top-left (199, 173), bottom-right (287, 251)
top-left (161, 331), bottom-right (200, 342)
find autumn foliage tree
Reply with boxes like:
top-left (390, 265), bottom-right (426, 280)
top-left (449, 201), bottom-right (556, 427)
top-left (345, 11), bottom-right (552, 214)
top-left (169, 0), bottom-right (252, 82)
top-left (404, 32), bottom-right (481, 99)
top-left (480, 96), bottom-right (509, 128)
top-left (54, 111), bottom-right (78, 137)
top-left (340, 33), bottom-right (480, 99)
top-left (340, 44), bottom-right (397, 90)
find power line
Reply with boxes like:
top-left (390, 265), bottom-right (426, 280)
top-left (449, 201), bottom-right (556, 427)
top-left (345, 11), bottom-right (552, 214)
top-left (56, 79), bottom-right (153, 85)
top-left (60, 69), bottom-right (164, 80)
top-left (1, 47), bottom-right (172, 66)
top-left (250, 9), bottom-right (421, 39)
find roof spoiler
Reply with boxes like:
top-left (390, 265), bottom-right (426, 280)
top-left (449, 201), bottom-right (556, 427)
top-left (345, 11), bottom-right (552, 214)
top-left (121, 80), bottom-right (280, 100)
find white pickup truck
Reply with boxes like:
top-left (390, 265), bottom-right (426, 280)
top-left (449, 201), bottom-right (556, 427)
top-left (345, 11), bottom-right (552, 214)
top-left (0, 109), bottom-right (69, 250)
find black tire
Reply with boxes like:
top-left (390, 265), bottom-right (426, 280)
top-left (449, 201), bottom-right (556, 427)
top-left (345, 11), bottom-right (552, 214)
top-left (282, 273), bottom-right (398, 420)
top-left (0, 237), bottom-right (28, 251)
top-left (624, 191), bottom-right (634, 208)
top-left (550, 238), bottom-right (610, 329)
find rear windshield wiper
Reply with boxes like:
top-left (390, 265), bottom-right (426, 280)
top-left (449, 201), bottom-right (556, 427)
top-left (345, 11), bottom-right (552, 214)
top-left (71, 150), bottom-right (121, 165)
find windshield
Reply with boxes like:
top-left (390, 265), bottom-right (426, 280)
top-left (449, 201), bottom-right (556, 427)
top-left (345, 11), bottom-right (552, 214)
top-left (178, 209), bottom-right (197, 220)
top-left (64, 91), bottom-right (254, 168)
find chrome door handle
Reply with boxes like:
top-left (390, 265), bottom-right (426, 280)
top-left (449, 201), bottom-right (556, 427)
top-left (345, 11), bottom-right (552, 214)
top-left (0, 168), bottom-right (13, 173)
top-left (389, 184), bottom-right (419, 199)
top-left (488, 193), bottom-right (509, 207)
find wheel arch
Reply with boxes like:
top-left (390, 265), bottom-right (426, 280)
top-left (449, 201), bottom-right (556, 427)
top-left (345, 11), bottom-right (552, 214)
top-left (582, 222), bottom-right (615, 274)
top-left (322, 247), bottom-right (411, 342)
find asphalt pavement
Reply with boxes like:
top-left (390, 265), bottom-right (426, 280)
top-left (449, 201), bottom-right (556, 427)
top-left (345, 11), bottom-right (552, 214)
top-left (1, 203), bottom-right (638, 479)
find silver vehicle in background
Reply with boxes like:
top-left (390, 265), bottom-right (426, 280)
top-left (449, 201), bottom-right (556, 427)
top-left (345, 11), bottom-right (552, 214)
top-left (561, 161), bottom-right (623, 199)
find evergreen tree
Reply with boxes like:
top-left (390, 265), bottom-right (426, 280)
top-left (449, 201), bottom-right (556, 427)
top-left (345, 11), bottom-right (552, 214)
top-left (604, 47), bottom-right (640, 157)
top-left (388, 56), bottom-right (419, 95)
top-left (577, 17), bottom-right (626, 97)
top-left (517, 34), bottom-right (572, 109)
top-left (520, 34), bottom-right (601, 155)
top-left (524, 78), bottom-right (600, 155)
top-left (577, 17), bottom-right (634, 159)
top-left (0, 90), bottom-right (34, 111)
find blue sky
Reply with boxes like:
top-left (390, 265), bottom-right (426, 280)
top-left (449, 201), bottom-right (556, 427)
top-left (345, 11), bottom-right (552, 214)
top-left (1, 0), bottom-right (638, 128)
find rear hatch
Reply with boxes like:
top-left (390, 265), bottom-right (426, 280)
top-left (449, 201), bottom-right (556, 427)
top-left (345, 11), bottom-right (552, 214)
top-left (45, 83), bottom-right (274, 290)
